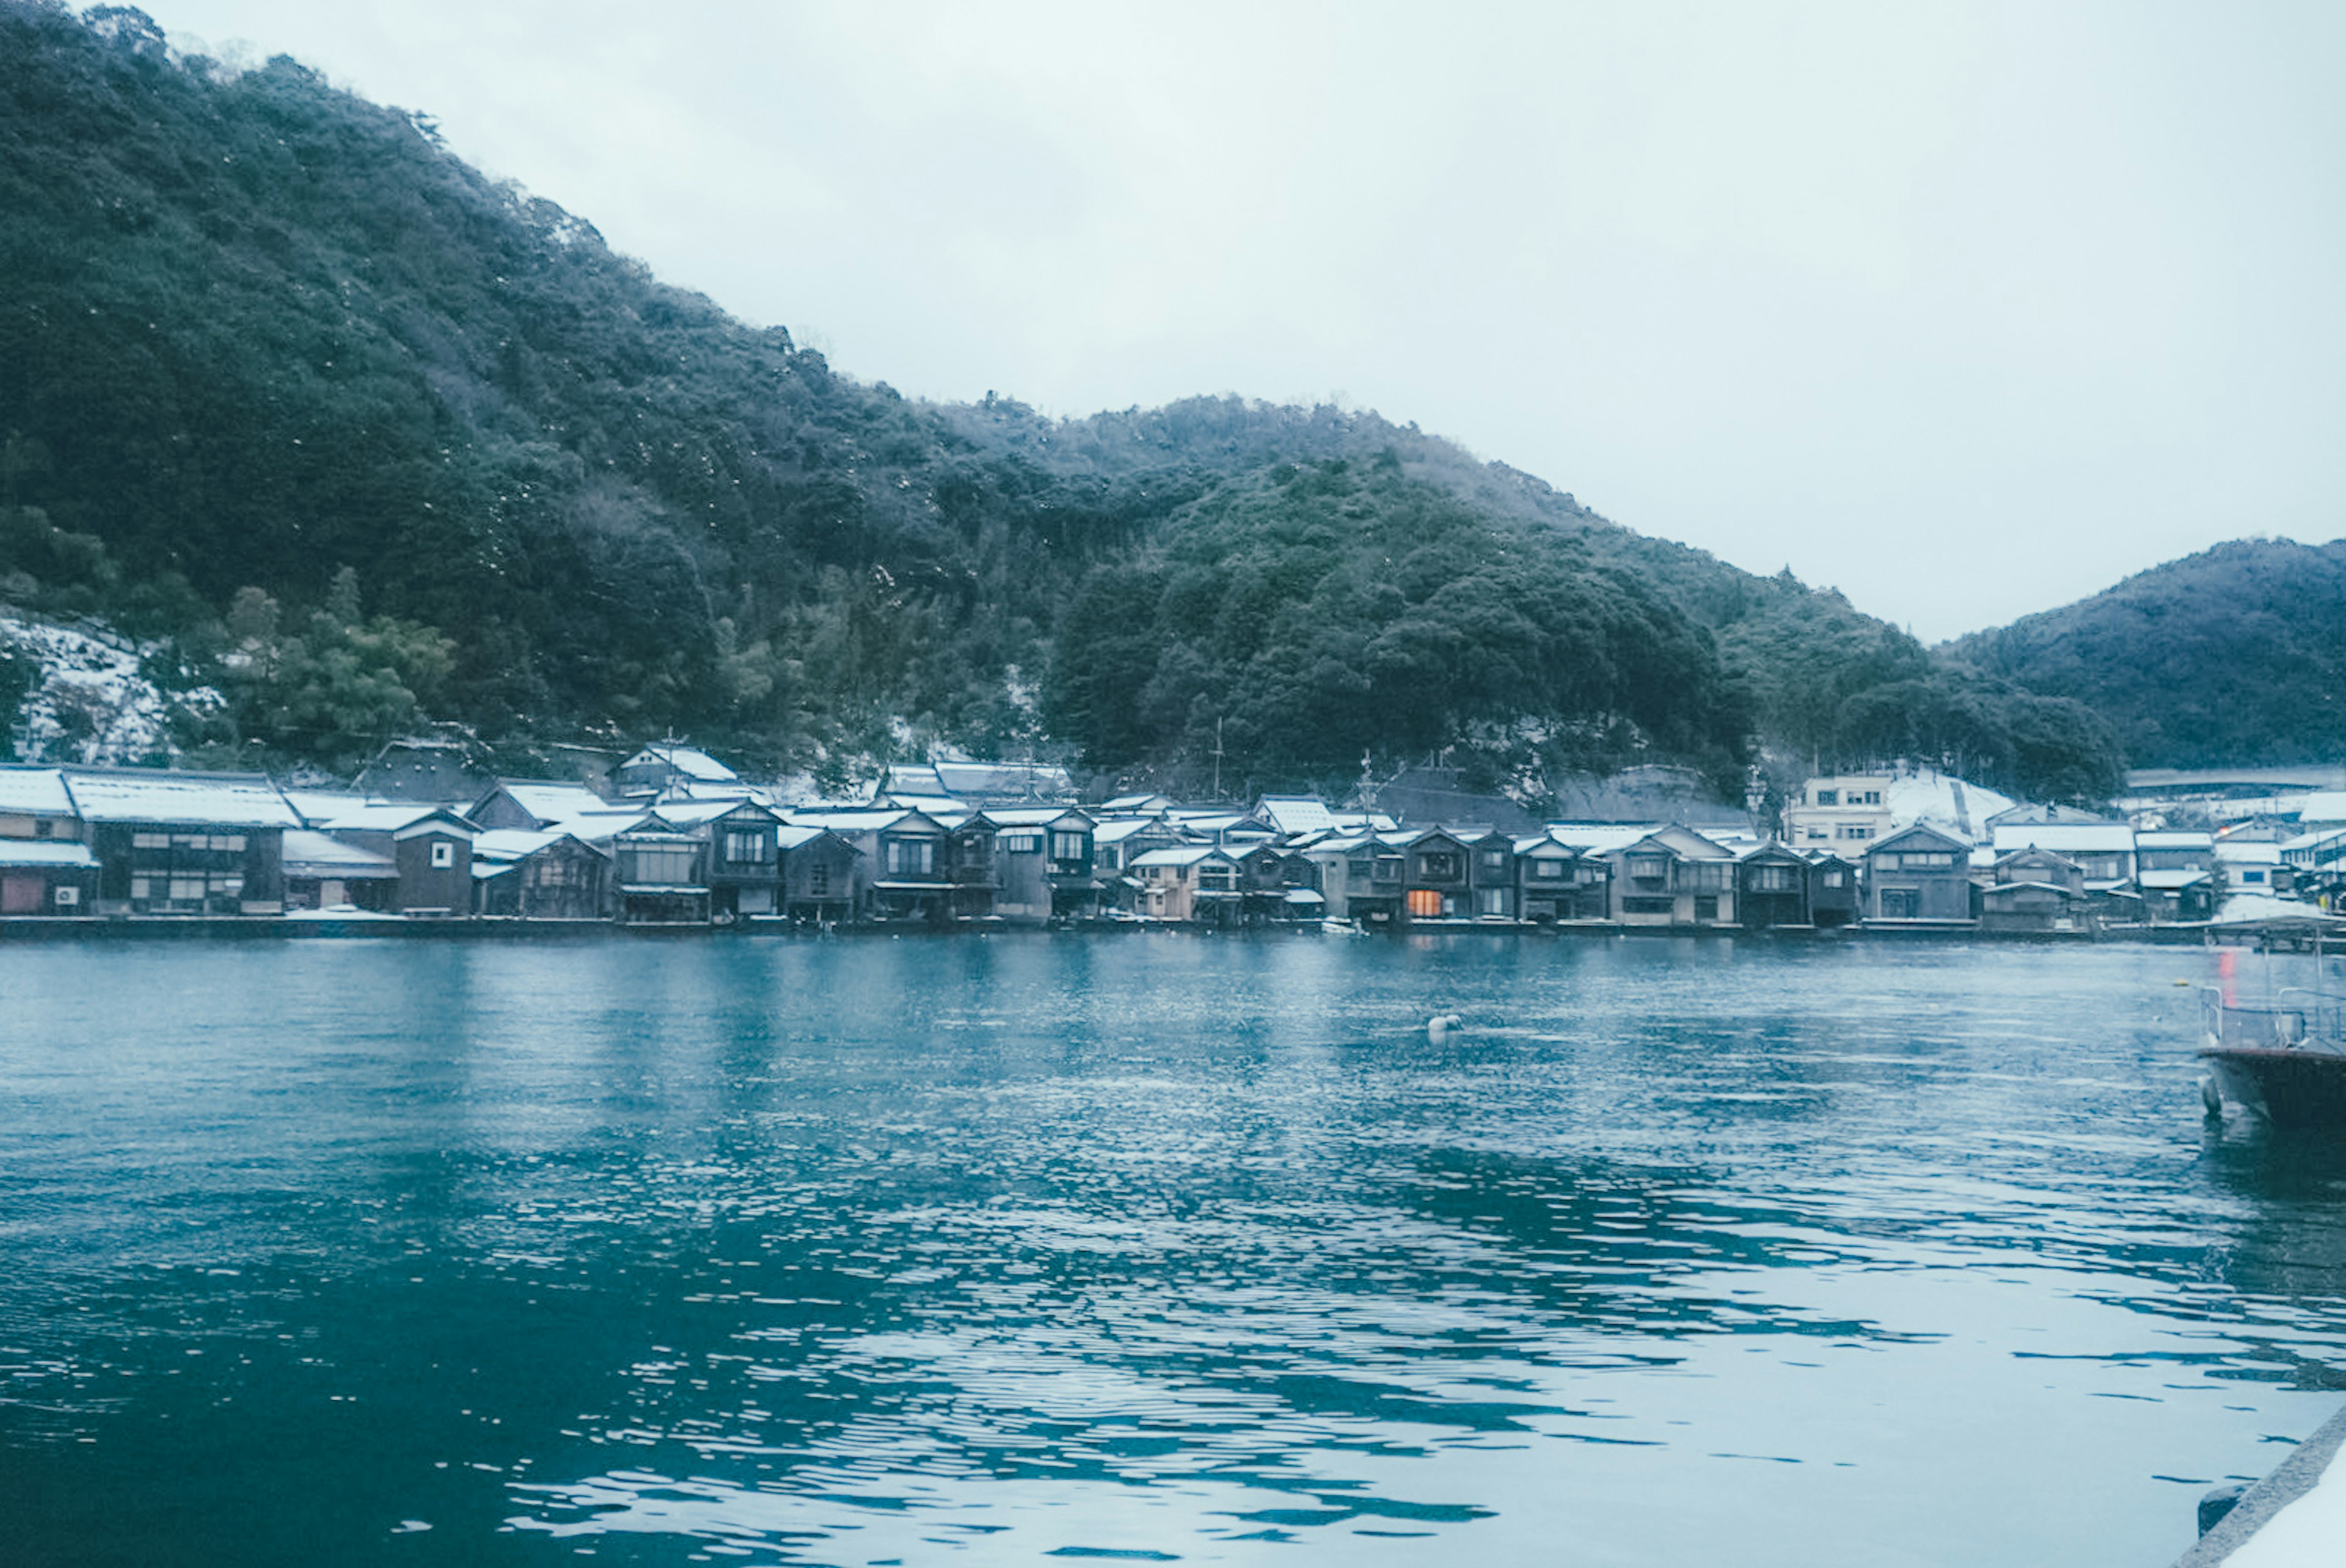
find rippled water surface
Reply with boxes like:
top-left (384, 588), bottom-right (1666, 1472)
top-left (5, 934), bottom-right (2346, 1566)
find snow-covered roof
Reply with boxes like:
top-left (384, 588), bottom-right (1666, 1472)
top-left (621, 744), bottom-right (738, 782)
top-left (1886, 771), bottom-right (2014, 844)
top-left (486, 781), bottom-right (612, 827)
top-left (2216, 842), bottom-right (2284, 865)
top-left (879, 793), bottom-right (970, 815)
top-left (1545, 823), bottom-right (1661, 854)
top-left (1131, 846), bottom-right (1232, 869)
top-left (982, 806), bottom-right (1091, 828)
top-left (0, 767), bottom-right (72, 817)
top-left (775, 824), bottom-right (856, 853)
top-left (0, 839), bottom-right (95, 868)
top-left (280, 830), bottom-right (396, 877)
top-left (2292, 790), bottom-right (2346, 822)
top-left (62, 768), bottom-right (299, 828)
top-left (2140, 869), bottom-right (2213, 889)
top-left (1093, 819), bottom-right (1165, 845)
top-left (1254, 796), bottom-right (1338, 834)
top-left (2137, 831), bottom-right (2215, 848)
top-left (313, 802), bottom-right (454, 834)
top-left (646, 798), bottom-right (774, 828)
top-left (1989, 823), bottom-right (2135, 854)
top-left (787, 808), bottom-right (927, 833)
top-left (1102, 793), bottom-right (1172, 814)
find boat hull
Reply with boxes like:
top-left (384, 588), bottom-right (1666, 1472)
top-left (2200, 1046), bottom-right (2346, 1131)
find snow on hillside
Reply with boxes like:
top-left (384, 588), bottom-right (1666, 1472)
top-left (1, 613), bottom-right (221, 765)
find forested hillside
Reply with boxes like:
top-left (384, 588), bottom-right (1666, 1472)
top-left (1950, 539), bottom-right (2346, 768)
top-left (0, 2), bottom-right (2122, 802)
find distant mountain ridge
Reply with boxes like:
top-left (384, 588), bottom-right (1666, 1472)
top-left (0, 2), bottom-right (2123, 804)
top-left (1947, 538), bottom-right (2346, 768)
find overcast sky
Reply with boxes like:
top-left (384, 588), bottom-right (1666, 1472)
top-left (134, 1), bottom-right (2345, 641)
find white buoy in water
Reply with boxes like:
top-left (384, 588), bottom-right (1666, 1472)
top-left (1428, 1013), bottom-right (1463, 1043)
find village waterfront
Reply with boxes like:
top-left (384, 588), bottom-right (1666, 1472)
top-left (4, 934), bottom-right (2345, 1567)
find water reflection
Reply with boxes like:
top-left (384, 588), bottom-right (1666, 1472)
top-left (2, 936), bottom-right (2344, 1566)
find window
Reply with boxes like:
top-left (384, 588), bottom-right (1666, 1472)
top-left (1406, 888), bottom-right (1445, 918)
top-left (1050, 831), bottom-right (1087, 863)
top-left (130, 877), bottom-right (150, 900)
top-left (133, 832), bottom-right (168, 850)
top-left (1348, 858), bottom-right (1375, 883)
top-left (1822, 870), bottom-right (1844, 888)
top-left (1197, 864), bottom-right (1236, 892)
top-left (169, 877), bottom-right (206, 902)
top-left (210, 835), bottom-right (245, 853)
top-left (1622, 896), bottom-right (1674, 916)
top-left (808, 862), bottom-right (829, 897)
top-left (1862, 792), bottom-right (1882, 805)
top-left (723, 829), bottom-right (769, 866)
top-left (1814, 789), bottom-right (1839, 806)
top-left (430, 841), bottom-right (455, 869)
top-left (1000, 831), bottom-right (1043, 854)
top-left (1901, 852), bottom-right (1954, 869)
top-left (1530, 858), bottom-right (1566, 880)
top-left (1749, 865), bottom-right (1794, 892)
top-left (33, 819), bottom-right (51, 839)
top-left (1627, 855), bottom-right (1669, 885)
top-left (1479, 850), bottom-right (1507, 872)
top-left (1805, 828), bottom-right (1829, 842)
top-left (1840, 825), bottom-right (1872, 841)
top-left (1687, 863), bottom-right (1728, 891)
top-left (1418, 851), bottom-right (1461, 881)
top-left (885, 838), bottom-right (935, 877)
top-left (1477, 888), bottom-right (1508, 916)
top-left (1373, 855), bottom-right (1404, 881)
top-left (626, 847), bottom-right (697, 886)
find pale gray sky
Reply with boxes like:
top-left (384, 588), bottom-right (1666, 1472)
top-left (135, 1), bottom-right (2346, 640)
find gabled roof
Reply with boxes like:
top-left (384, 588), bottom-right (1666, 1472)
top-left (775, 824), bottom-right (859, 853)
top-left (646, 798), bottom-right (779, 829)
top-left (1252, 795), bottom-right (1337, 834)
top-left (474, 828), bottom-right (611, 864)
top-left (477, 780), bottom-right (612, 829)
top-left (1867, 821), bottom-right (1970, 856)
top-left (1989, 823), bottom-right (2136, 854)
top-left (313, 802), bottom-right (470, 835)
top-left (61, 768), bottom-right (300, 828)
top-left (621, 743), bottom-right (738, 782)
top-left (1102, 793), bottom-right (1172, 815)
top-left (1545, 823), bottom-right (1662, 855)
top-left (981, 806), bottom-right (1094, 829)
top-left (0, 767), bottom-right (72, 817)
top-left (280, 830), bottom-right (397, 877)
top-left (1131, 845), bottom-right (1235, 869)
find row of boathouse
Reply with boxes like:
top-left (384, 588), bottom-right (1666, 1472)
top-left (0, 748), bottom-right (2243, 935)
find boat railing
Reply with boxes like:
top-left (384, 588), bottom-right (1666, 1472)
top-left (2201, 987), bottom-right (2346, 1051)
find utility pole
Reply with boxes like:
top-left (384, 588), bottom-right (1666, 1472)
top-left (1211, 718), bottom-right (1225, 801)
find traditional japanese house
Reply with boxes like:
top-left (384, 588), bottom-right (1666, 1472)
top-left (1397, 828), bottom-right (1478, 922)
top-left (1861, 823), bottom-right (1976, 925)
top-left (280, 830), bottom-right (398, 912)
top-left (777, 826), bottom-right (860, 924)
top-left (613, 742), bottom-right (741, 800)
top-left (1802, 851), bottom-right (1862, 928)
top-left (1978, 876), bottom-right (2085, 933)
top-left (1605, 825), bottom-right (1738, 928)
top-left (0, 767), bottom-right (79, 844)
top-left (1298, 833), bottom-right (1375, 922)
top-left (787, 808), bottom-right (954, 924)
top-left (62, 767), bottom-right (300, 916)
top-left (1514, 833), bottom-right (1608, 923)
top-left (0, 839), bottom-right (97, 916)
top-left (310, 804), bottom-right (478, 915)
top-left (1128, 845), bottom-right (1243, 925)
top-left (469, 779), bottom-right (618, 833)
top-left (1988, 822), bottom-right (2138, 916)
top-left (609, 825), bottom-right (709, 924)
top-left (1736, 842), bottom-right (1813, 929)
top-left (2137, 830), bottom-right (2218, 922)
top-left (982, 806), bottom-right (1099, 922)
top-left (1345, 832), bottom-right (1414, 927)
top-left (935, 814), bottom-right (998, 921)
top-left (652, 798), bottom-right (785, 919)
top-left (470, 830), bottom-right (613, 920)
top-left (1462, 829), bottom-right (1518, 919)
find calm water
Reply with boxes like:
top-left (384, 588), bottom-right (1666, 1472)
top-left (3, 934), bottom-right (2345, 1567)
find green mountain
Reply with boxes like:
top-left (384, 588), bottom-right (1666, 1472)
top-left (0, 2), bottom-right (2122, 803)
top-left (1948, 538), bottom-right (2346, 768)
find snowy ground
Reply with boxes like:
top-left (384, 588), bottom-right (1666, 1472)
top-left (2, 613), bottom-right (220, 766)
